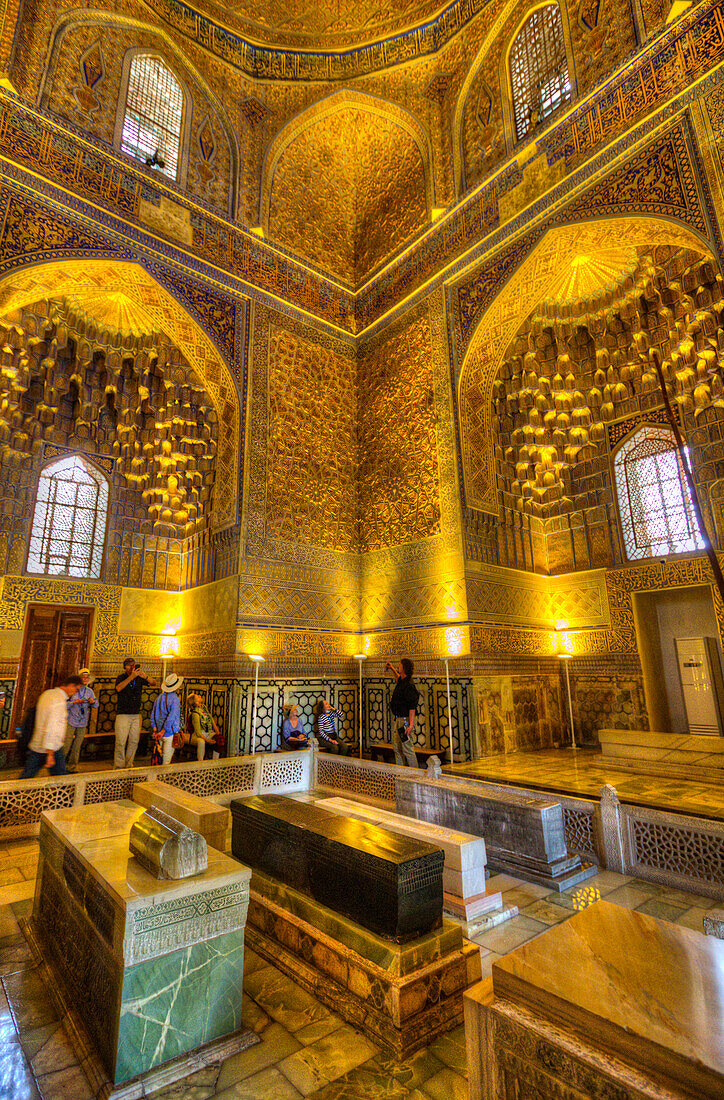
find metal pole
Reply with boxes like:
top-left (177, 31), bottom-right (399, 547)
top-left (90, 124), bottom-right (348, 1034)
top-left (563, 658), bottom-right (576, 750)
top-left (358, 660), bottom-right (363, 761)
top-left (652, 349), bottom-right (724, 607)
top-left (445, 658), bottom-right (453, 763)
top-left (251, 661), bottom-right (259, 756)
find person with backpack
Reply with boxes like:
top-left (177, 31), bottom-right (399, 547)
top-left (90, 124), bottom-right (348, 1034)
top-left (150, 674), bottom-right (184, 766)
top-left (385, 658), bottom-right (420, 768)
top-left (20, 675), bottom-right (84, 778)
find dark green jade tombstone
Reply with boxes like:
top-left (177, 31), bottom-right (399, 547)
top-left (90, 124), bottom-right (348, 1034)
top-left (230, 794), bottom-right (444, 942)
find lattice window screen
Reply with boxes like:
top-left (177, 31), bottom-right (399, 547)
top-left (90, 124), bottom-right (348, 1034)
top-left (613, 425), bottom-right (704, 561)
top-left (121, 54), bottom-right (183, 179)
top-left (510, 4), bottom-right (571, 142)
top-left (27, 456), bottom-right (108, 578)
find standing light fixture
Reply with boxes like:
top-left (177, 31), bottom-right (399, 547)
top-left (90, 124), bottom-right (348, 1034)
top-left (248, 655), bottom-right (265, 755)
top-left (554, 623), bottom-right (576, 750)
top-left (444, 658), bottom-right (454, 763)
top-left (353, 655), bottom-right (367, 760)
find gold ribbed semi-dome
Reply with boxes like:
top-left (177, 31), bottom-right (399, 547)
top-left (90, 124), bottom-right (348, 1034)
top-left (195, 0), bottom-right (449, 46)
top-left (539, 247), bottom-right (640, 312)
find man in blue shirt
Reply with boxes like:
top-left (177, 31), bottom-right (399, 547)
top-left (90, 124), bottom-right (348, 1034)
top-left (150, 674), bottom-right (184, 766)
top-left (63, 668), bottom-right (99, 773)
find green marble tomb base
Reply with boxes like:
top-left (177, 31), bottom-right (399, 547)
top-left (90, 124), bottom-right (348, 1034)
top-left (247, 870), bottom-right (482, 1059)
top-left (30, 802), bottom-right (256, 1091)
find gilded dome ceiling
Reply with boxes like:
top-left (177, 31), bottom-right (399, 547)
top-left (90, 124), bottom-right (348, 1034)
top-left (196, 0), bottom-right (449, 47)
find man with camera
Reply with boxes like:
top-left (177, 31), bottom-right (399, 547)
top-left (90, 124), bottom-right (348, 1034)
top-left (114, 656), bottom-right (157, 769)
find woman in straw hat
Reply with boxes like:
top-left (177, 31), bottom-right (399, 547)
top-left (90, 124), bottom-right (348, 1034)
top-left (63, 668), bottom-right (99, 773)
top-left (150, 673), bottom-right (184, 766)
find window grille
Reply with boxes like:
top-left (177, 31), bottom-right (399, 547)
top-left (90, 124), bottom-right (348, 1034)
top-left (613, 425), bottom-right (705, 561)
top-left (510, 5), bottom-right (571, 142)
top-left (120, 54), bottom-right (183, 179)
top-left (27, 456), bottom-right (109, 579)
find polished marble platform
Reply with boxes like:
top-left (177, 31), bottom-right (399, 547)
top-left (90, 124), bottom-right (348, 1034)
top-left (447, 748), bottom-right (724, 821)
top-left (467, 898), bottom-right (724, 1099)
top-left (30, 801), bottom-right (253, 1090)
top-left (246, 868), bottom-right (480, 1059)
top-left (3, 830), bottom-right (723, 1098)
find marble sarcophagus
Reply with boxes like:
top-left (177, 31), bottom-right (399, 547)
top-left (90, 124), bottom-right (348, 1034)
top-left (230, 794), bottom-right (443, 941)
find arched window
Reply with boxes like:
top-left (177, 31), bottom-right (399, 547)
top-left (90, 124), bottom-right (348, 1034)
top-left (510, 5), bottom-right (571, 142)
top-left (614, 425), bottom-right (705, 561)
top-left (27, 456), bottom-right (109, 579)
top-left (120, 53), bottom-right (184, 179)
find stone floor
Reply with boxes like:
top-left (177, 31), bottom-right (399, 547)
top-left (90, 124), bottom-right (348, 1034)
top-left (447, 748), bottom-right (724, 820)
top-left (0, 834), bottom-right (720, 1099)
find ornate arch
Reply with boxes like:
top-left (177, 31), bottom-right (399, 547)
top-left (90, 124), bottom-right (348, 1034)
top-left (260, 88), bottom-right (435, 229)
top-left (451, 0), bottom-right (577, 196)
top-left (0, 259), bottom-right (241, 529)
top-left (457, 216), bottom-right (715, 514)
top-left (38, 11), bottom-right (241, 216)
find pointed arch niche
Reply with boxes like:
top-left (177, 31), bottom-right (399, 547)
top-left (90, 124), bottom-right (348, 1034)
top-left (261, 91), bottom-right (434, 285)
top-left (457, 218), bottom-right (716, 518)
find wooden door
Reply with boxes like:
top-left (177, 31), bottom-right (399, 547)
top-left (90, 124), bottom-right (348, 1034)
top-left (13, 605), bottom-right (93, 727)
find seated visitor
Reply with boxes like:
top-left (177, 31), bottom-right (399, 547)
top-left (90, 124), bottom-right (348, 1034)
top-left (281, 703), bottom-right (309, 750)
top-left (187, 693), bottom-right (219, 761)
top-left (63, 667), bottom-right (99, 774)
top-left (20, 675), bottom-right (84, 778)
top-left (314, 699), bottom-right (348, 755)
top-left (150, 674), bottom-right (184, 766)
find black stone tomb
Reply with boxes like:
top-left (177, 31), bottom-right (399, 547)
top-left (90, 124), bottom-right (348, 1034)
top-left (230, 794), bottom-right (443, 942)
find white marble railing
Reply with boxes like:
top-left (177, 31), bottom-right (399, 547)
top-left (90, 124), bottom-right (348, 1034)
top-left (0, 750), bottom-right (314, 837)
top-left (3, 751), bottom-right (724, 901)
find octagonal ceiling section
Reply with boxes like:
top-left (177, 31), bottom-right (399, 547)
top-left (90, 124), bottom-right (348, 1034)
top-left (195, 0), bottom-right (450, 47)
top-left (265, 102), bottom-right (430, 285)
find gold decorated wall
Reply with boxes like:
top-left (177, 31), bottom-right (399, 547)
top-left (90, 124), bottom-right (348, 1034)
top-left (266, 325), bottom-right (357, 553)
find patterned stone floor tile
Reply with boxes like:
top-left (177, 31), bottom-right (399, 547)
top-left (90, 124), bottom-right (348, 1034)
top-left (473, 915), bottom-right (546, 954)
top-left (294, 1015), bottom-right (345, 1047)
top-left (0, 906), bottom-right (21, 940)
top-left (243, 949), bottom-right (269, 976)
top-left (147, 1063), bottom-right (219, 1098)
top-left (278, 1025), bottom-right (378, 1096)
top-left (519, 899), bottom-right (570, 926)
top-left (215, 1023), bottom-right (301, 1089)
top-left (657, 888), bottom-right (717, 909)
top-left (305, 1060), bottom-right (430, 1100)
top-left (243, 968), bottom-right (335, 1034)
top-left (0, 1033), bottom-right (41, 1100)
top-left (585, 871), bottom-right (632, 892)
top-left (0, 882), bottom-right (36, 906)
top-left (367, 1047), bottom-right (444, 1091)
top-left (215, 1065), bottom-right (304, 1099)
top-left (673, 906), bottom-right (712, 932)
top-left (20, 1020), bottom-right (77, 1075)
top-left (241, 994), bottom-right (272, 1035)
top-left (420, 1066), bottom-right (468, 1100)
top-left (0, 937), bottom-right (35, 977)
top-left (34, 1062), bottom-right (93, 1100)
top-left (500, 884), bottom-right (550, 910)
top-left (3, 969), bottom-right (59, 1031)
top-left (600, 884), bottom-right (661, 910)
top-left (635, 898), bottom-right (688, 923)
top-left (427, 1026), bottom-right (466, 1076)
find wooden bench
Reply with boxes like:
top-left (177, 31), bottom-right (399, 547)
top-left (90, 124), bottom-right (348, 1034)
top-left (132, 780), bottom-right (230, 851)
top-left (368, 742), bottom-right (448, 766)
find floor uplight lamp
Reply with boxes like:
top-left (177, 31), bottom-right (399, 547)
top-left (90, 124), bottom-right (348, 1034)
top-left (248, 655), bottom-right (265, 755)
top-left (443, 658), bottom-right (454, 763)
top-left (353, 654), bottom-right (367, 759)
top-left (554, 625), bottom-right (577, 750)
